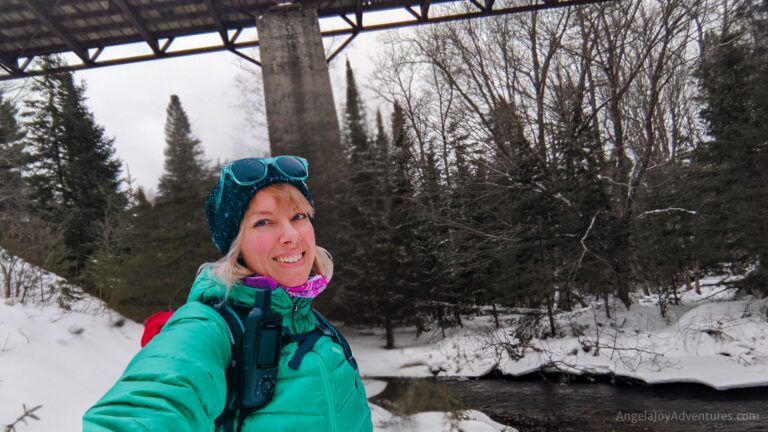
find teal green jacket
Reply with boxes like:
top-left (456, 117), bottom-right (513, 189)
top-left (84, 268), bottom-right (372, 432)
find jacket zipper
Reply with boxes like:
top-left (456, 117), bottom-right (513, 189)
top-left (308, 350), bottom-right (338, 432)
top-left (291, 303), bottom-right (299, 333)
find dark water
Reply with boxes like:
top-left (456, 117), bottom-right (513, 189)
top-left (369, 376), bottom-right (768, 431)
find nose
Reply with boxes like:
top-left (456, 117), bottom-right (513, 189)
top-left (278, 219), bottom-right (300, 245)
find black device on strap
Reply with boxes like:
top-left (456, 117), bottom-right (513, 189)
top-left (206, 296), bottom-right (358, 432)
top-left (238, 289), bottom-right (282, 410)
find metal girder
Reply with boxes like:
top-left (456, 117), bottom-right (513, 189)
top-left (21, 0), bottom-right (91, 64)
top-left (1, 0), bottom-right (620, 80)
top-left (160, 38), bottom-right (175, 53)
top-left (340, 14), bottom-right (357, 30)
top-left (468, 0), bottom-right (486, 12)
top-left (405, 5), bottom-right (421, 20)
top-left (111, 0), bottom-right (161, 54)
top-left (1, 40), bottom-right (262, 80)
top-left (204, 0), bottom-right (232, 48)
top-left (326, 33), bottom-right (358, 63)
top-left (230, 28), bottom-right (244, 44)
top-left (228, 48), bottom-right (261, 67)
top-left (355, 0), bottom-right (364, 29)
top-left (421, 0), bottom-right (432, 19)
top-left (90, 47), bottom-right (104, 62)
top-left (0, 54), bottom-right (19, 73)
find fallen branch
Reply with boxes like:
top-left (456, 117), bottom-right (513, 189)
top-left (0, 333), bottom-right (13, 353)
top-left (633, 207), bottom-right (698, 221)
top-left (4, 404), bottom-right (42, 431)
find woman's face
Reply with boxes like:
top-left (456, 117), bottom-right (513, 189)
top-left (240, 188), bottom-right (316, 287)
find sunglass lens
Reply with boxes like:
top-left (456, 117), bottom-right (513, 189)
top-left (230, 159), bottom-right (267, 183)
top-left (275, 156), bottom-right (308, 178)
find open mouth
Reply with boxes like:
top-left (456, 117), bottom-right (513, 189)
top-left (274, 251), bottom-right (305, 264)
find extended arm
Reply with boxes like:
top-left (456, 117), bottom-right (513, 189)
top-left (83, 302), bottom-right (230, 432)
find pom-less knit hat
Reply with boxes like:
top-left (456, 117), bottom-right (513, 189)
top-left (205, 158), bottom-right (314, 255)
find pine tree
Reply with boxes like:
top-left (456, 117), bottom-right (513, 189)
top-left (335, 60), bottom-right (376, 323)
top-left (379, 101), bottom-right (421, 345)
top-left (21, 56), bottom-right (123, 276)
top-left (109, 95), bottom-right (218, 320)
top-left (0, 87), bottom-right (26, 247)
top-left (693, 0), bottom-right (768, 293)
top-left (157, 95), bottom-right (209, 200)
top-left (373, 110), bottom-right (389, 163)
top-left (390, 102), bottom-right (413, 200)
top-left (335, 64), bottom-right (422, 347)
top-left (343, 58), bottom-right (369, 163)
top-left (550, 83), bottom-right (611, 311)
top-left (0, 87), bottom-right (24, 213)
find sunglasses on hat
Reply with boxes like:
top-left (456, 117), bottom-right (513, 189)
top-left (224, 155), bottom-right (308, 185)
top-left (213, 155), bottom-right (309, 209)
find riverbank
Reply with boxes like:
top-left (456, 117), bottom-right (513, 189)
top-left (368, 376), bottom-right (767, 432)
top-left (346, 277), bottom-right (768, 391)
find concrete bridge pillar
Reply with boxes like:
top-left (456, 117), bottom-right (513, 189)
top-left (255, 5), bottom-right (343, 211)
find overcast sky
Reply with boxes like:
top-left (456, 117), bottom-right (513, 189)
top-left (75, 31), bottom-right (383, 194)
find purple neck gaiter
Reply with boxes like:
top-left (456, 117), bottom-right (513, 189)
top-left (242, 274), bottom-right (328, 299)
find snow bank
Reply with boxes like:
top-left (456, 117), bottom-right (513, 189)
top-left (371, 406), bottom-right (512, 432)
top-left (0, 292), bottom-right (142, 431)
top-left (348, 277), bottom-right (768, 391)
top-left (0, 248), bottom-right (141, 430)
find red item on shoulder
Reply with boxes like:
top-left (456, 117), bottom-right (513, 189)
top-left (140, 311), bottom-right (175, 347)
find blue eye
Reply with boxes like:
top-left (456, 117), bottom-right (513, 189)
top-left (292, 213), bottom-right (307, 221)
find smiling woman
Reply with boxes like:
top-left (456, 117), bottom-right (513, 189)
top-left (240, 185), bottom-right (318, 287)
top-left (83, 156), bottom-right (372, 432)
top-left (214, 182), bottom-right (330, 290)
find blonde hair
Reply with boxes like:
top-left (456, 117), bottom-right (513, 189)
top-left (207, 183), bottom-right (333, 289)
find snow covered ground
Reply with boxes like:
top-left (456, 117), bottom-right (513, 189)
top-left (347, 276), bottom-right (768, 391)
top-left (4, 246), bottom-right (767, 431)
top-left (0, 250), bottom-right (510, 431)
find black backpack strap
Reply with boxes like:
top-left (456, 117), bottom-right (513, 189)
top-left (287, 330), bottom-right (324, 369)
top-left (312, 308), bottom-right (359, 370)
top-left (280, 308), bottom-right (359, 371)
top-left (204, 301), bottom-right (358, 430)
top-left (204, 300), bottom-right (248, 432)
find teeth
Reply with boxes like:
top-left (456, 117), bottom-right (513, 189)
top-left (275, 253), bottom-right (303, 264)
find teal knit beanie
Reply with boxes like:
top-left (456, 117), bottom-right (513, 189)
top-left (205, 160), bottom-right (314, 255)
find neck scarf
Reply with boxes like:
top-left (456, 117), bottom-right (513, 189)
top-left (242, 274), bottom-right (328, 299)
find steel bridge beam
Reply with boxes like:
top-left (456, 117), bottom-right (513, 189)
top-left (1, 0), bottom-right (617, 81)
top-left (112, 0), bottom-right (162, 55)
top-left (20, 0), bottom-right (91, 64)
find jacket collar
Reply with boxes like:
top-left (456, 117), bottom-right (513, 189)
top-left (188, 267), bottom-right (317, 334)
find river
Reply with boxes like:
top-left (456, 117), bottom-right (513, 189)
top-left (368, 375), bottom-right (768, 431)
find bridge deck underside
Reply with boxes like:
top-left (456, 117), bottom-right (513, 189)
top-left (0, 0), bottom-right (614, 80)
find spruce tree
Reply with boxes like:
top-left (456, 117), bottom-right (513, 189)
top-left (157, 95), bottom-right (209, 200)
top-left (343, 58), bottom-right (369, 163)
top-left (694, 0), bottom-right (768, 293)
top-left (0, 88), bottom-right (25, 247)
top-left (335, 63), bottom-right (421, 347)
top-left (484, 100), bottom-right (554, 308)
top-left (380, 101), bottom-right (421, 345)
top-left (0, 87), bottom-right (24, 212)
top-left (112, 95), bottom-right (217, 319)
top-left (373, 110), bottom-right (389, 163)
top-left (21, 56), bottom-right (123, 276)
top-left (335, 60), bottom-right (375, 323)
top-left (550, 84), bottom-right (611, 311)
